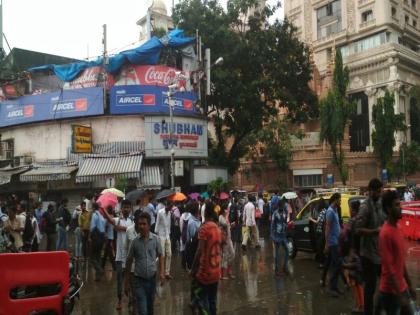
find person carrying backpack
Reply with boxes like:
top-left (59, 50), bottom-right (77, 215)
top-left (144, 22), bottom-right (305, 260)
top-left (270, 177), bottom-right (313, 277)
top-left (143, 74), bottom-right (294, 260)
top-left (185, 201), bottom-right (201, 270)
top-left (41, 204), bottom-right (57, 251)
top-left (22, 208), bottom-right (37, 252)
top-left (180, 202), bottom-right (192, 270)
top-left (56, 199), bottom-right (71, 251)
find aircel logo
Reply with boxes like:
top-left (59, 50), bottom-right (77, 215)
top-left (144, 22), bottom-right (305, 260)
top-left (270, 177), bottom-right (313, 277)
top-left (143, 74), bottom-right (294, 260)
top-left (6, 105), bottom-right (34, 119)
top-left (116, 94), bottom-right (155, 106)
top-left (51, 99), bottom-right (87, 112)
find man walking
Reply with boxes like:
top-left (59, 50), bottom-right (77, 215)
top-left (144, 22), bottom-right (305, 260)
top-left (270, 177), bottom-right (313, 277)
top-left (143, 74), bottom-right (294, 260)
top-left (378, 190), bottom-right (416, 314)
top-left (324, 193), bottom-right (342, 297)
top-left (355, 178), bottom-right (384, 315)
top-left (155, 201), bottom-right (173, 279)
top-left (125, 212), bottom-right (164, 315)
top-left (270, 199), bottom-right (289, 275)
top-left (242, 195), bottom-right (258, 250)
top-left (90, 202), bottom-right (106, 281)
top-left (191, 202), bottom-right (222, 315)
top-left (78, 202), bottom-right (91, 260)
top-left (56, 199), bottom-right (71, 251)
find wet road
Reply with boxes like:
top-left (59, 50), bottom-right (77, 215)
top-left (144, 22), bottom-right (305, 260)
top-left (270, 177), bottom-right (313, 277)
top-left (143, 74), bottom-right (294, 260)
top-left (73, 237), bottom-right (420, 315)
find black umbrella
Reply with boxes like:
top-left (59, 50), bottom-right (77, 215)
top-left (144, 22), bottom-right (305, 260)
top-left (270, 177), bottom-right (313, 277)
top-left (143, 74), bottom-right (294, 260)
top-left (125, 189), bottom-right (146, 202)
top-left (155, 189), bottom-right (175, 200)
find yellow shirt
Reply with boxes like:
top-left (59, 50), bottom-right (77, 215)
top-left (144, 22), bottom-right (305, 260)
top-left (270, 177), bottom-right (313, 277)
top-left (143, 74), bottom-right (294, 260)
top-left (215, 205), bottom-right (221, 216)
top-left (78, 211), bottom-right (91, 231)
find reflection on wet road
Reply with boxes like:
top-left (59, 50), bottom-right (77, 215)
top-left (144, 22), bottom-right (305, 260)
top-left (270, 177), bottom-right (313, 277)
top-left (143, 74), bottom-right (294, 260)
top-left (74, 238), bottom-right (420, 315)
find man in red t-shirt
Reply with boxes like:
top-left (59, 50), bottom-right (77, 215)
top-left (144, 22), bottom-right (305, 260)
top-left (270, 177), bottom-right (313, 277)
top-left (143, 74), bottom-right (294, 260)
top-left (190, 201), bottom-right (222, 315)
top-left (378, 190), bottom-right (416, 314)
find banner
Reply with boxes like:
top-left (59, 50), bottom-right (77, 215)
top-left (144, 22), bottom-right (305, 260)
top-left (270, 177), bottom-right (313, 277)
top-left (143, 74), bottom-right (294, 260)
top-left (0, 87), bottom-right (104, 128)
top-left (72, 125), bottom-right (93, 153)
top-left (110, 85), bottom-right (198, 116)
top-left (145, 116), bottom-right (208, 158)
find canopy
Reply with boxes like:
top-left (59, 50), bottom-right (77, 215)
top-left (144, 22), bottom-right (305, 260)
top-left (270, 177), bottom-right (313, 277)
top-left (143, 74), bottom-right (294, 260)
top-left (20, 166), bottom-right (78, 182)
top-left (140, 165), bottom-right (162, 189)
top-left (0, 165), bottom-right (31, 185)
top-left (28, 30), bottom-right (195, 81)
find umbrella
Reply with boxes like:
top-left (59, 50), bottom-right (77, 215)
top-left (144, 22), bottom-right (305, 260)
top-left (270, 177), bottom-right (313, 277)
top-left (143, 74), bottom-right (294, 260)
top-left (155, 189), bottom-right (176, 200)
top-left (168, 192), bottom-right (187, 202)
top-left (188, 193), bottom-right (200, 200)
top-left (200, 192), bottom-right (209, 199)
top-left (218, 192), bottom-right (230, 200)
top-left (97, 192), bottom-right (118, 209)
top-left (101, 188), bottom-right (125, 198)
top-left (282, 192), bottom-right (298, 200)
top-left (125, 189), bottom-right (146, 202)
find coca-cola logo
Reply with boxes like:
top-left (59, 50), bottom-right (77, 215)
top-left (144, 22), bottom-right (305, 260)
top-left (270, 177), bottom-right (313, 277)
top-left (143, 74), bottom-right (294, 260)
top-left (144, 66), bottom-right (177, 85)
top-left (68, 67), bottom-right (101, 88)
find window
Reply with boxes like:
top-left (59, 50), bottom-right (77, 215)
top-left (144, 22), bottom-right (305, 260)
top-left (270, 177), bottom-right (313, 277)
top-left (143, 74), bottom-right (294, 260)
top-left (406, 15), bottom-right (410, 24)
top-left (294, 174), bottom-right (323, 188)
top-left (391, 7), bottom-right (397, 17)
top-left (412, 0), bottom-right (417, 8)
top-left (362, 10), bottom-right (373, 23)
top-left (414, 20), bottom-right (418, 28)
top-left (317, 0), bottom-right (342, 39)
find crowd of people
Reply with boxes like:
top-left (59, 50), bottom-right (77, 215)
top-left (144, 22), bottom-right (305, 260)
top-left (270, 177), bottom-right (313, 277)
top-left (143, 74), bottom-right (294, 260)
top-left (0, 182), bottom-right (418, 315)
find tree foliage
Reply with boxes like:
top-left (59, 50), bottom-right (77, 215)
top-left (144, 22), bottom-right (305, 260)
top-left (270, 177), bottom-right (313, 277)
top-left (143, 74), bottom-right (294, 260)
top-left (173, 0), bottom-right (317, 174)
top-left (390, 141), bottom-right (420, 179)
top-left (372, 90), bottom-right (406, 170)
top-left (207, 177), bottom-right (228, 194)
top-left (319, 49), bottom-right (354, 185)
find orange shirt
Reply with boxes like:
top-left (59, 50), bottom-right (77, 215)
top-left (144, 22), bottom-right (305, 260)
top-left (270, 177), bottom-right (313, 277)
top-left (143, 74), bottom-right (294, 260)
top-left (196, 221), bottom-right (222, 285)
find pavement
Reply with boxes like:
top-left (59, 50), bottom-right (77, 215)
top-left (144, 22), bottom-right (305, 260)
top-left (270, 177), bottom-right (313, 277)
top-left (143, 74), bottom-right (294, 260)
top-left (73, 235), bottom-right (420, 315)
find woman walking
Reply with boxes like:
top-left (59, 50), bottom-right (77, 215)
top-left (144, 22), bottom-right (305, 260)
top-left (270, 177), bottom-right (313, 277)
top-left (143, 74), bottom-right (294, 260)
top-left (219, 205), bottom-right (235, 279)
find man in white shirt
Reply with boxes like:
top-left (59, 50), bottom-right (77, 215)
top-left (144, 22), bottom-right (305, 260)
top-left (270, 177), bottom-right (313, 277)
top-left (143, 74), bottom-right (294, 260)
top-left (242, 195), bottom-right (258, 250)
top-left (154, 201), bottom-right (173, 279)
top-left (404, 188), bottom-right (414, 202)
top-left (109, 200), bottom-right (133, 310)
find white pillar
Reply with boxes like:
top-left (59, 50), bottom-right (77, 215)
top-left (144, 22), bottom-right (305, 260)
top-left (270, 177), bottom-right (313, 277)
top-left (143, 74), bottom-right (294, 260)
top-left (365, 87), bottom-right (377, 152)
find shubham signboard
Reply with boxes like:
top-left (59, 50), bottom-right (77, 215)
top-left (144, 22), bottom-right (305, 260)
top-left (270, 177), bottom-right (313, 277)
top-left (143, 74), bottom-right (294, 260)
top-left (72, 125), bottom-right (93, 153)
top-left (145, 116), bottom-right (208, 158)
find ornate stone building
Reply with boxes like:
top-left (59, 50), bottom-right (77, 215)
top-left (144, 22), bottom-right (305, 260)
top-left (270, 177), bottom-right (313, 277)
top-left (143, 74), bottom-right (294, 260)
top-left (232, 0), bottom-right (420, 191)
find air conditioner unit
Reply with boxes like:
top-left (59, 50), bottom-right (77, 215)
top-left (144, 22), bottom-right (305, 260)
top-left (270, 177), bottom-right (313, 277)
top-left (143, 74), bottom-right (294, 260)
top-left (13, 156), bottom-right (33, 167)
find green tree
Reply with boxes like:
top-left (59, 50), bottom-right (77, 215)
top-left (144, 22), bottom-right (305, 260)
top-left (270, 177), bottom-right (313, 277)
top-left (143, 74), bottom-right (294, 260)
top-left (207, 177), bottom-right (228, 194)
top-left (391, 141), bottom-right (420, 179)
top-left (319, 49), bottom-right (354, 185)
top-left (372, 90), bottom-right (406, 170)
top-left (173, 0), bottom-right (317, 174)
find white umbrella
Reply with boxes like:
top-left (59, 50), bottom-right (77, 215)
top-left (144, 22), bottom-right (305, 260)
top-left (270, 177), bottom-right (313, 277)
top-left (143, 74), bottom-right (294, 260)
top-left (101, 188), bottom-right (125, 198)
top-left (282, 192), bottom-right (298, 200)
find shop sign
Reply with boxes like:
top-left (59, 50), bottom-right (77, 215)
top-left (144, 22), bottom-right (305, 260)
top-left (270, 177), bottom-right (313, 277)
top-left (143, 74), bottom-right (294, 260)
top-left (72, 125), bottom-right (93, 153)
top-left (145, 116), bottom-right (208, 158)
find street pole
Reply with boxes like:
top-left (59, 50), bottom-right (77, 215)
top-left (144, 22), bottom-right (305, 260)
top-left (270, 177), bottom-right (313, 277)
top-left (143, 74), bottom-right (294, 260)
top-left (402, 144), bottom-right (406, 183)
top-left (102, 24), bottom-right (108, 110)
top-left (169, 91), bottom-right (175, 190)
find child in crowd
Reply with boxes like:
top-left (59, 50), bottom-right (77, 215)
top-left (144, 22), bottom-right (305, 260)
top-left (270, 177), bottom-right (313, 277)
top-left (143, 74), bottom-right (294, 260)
top-left (342, 246), bottom-right (364, 314)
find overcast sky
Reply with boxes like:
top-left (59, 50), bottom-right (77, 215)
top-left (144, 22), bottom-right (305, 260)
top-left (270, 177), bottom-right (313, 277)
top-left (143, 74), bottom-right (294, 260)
top-left (2, 0), bottom-right (284, 61)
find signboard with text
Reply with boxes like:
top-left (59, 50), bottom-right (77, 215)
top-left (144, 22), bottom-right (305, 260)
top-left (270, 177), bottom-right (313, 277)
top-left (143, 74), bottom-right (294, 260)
top-left (145, 116), bottom-right (208, 158)
top-left (0, 87), bottom-right (104, 128)
top-left (110, 85), bottom-right (198, 116)
top-left (72, 125), bottom-right (93, 153)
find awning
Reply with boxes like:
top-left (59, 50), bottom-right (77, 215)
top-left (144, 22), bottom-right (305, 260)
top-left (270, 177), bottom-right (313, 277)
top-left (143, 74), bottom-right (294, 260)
top-left (20, 166), bottom-right (78, 182)
top-left (0, 165), bottom-right (31, 186)
top-left (140, 165), bottom-right (162, 189)
top-left (292, 169), bottom-right (323, 176)
top-left (76, 154), bottom-right (143, 183)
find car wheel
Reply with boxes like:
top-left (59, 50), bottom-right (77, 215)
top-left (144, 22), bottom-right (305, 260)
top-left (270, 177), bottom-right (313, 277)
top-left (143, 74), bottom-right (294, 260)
top-left (287, 237), bottom-right (297, 259)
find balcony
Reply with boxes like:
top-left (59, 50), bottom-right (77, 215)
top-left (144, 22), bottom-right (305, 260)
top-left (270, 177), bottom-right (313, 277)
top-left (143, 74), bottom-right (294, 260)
top-left (359, 18), bottom-right (376, 30)
top-left (291, 132), bottom-right (321, 151)
top-left (314, 29), bottom-right (347, 47)
top-left (358, 0), bottom-right (375, 8)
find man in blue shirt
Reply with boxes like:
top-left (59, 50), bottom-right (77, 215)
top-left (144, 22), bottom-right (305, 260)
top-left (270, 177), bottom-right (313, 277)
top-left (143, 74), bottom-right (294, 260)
top-left (270, 198), bottom-right (289, 275)
top-left (324, 193), bottom-right (342, 297)
top-left (90, 202), bottom-right (106, 281)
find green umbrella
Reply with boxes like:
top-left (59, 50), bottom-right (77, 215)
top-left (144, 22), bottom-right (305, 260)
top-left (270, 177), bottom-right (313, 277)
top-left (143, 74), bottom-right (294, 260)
top-left (200, 192), bottom-right (209, 199)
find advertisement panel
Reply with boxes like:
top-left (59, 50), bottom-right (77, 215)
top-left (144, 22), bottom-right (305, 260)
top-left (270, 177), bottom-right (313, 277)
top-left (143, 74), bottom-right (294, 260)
top-left (145, 116), bottom-right (208, 158)
top-left (72, 125), bottom-right (93, 153)
top-left (110, 85), bottom-right (198, 116)
top-left (0, 87), bottom-right (104, 128)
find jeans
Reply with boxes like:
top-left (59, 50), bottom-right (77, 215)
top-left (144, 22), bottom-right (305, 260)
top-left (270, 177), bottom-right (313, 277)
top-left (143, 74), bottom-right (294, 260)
top-left (90, 232), bottom-right (105, 279)
top-left (133, 275), bottom-right (156, 315)
top-left (74, 227), bottom-right (82, 257)
top-left (378, 292), bottom-right (400, 315)
top-left (81, 230), bottom-right (89, 258)
top-left (102, 239), bottom-right (115, 269)
top-left (56, 225), bottom-right (68, 251)
top-left (315, 233), bottom-right (325, 264)
top-left (274, 237), bottom-right (289, 272)
top-left (116, 261), bottom-right (124, 301)
top-left (361, 257), bottom-right (381, 315)
top-left (191, 278), bottom-right (218, 315)
top-left (46, 233), bottom-right (56, 251)
top-left (327, 245), bottom-right (341, 291)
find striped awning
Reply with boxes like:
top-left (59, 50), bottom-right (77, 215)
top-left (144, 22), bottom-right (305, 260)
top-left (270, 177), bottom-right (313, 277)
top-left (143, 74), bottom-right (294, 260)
top-left (20, 166), bottom-right (78, 182)
top-left (76, 154), bottom-right (143, 183)
top-left (0, 165), bottom-right (31, 186)
top-left (140, 165), bottom-right (162, 189)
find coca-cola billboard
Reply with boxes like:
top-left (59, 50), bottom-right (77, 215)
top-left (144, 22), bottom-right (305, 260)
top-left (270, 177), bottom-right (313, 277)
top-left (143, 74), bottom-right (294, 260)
top-left (114, 65), bottom-right (186, 89)
top-left (63, 66), bottom-right (115, 89)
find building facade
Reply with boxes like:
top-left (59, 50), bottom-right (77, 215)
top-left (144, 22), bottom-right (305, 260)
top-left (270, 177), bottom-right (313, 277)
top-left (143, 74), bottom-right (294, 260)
top-left (233, 0), bottom-right (420, 191)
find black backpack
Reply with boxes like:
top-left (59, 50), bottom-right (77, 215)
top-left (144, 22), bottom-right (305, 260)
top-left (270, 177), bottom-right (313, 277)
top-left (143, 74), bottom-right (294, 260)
top-left (22, 214), bottom-right (34, 244)
top-left (62, 207), bottom-right (71, 226)
top-left (181, 218), bottom-right (189, 245)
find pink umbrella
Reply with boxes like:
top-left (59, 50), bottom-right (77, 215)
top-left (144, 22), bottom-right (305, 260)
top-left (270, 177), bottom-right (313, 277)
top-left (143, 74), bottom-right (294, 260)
top-left (189, 193), bottom-right (200, 200)
top-left (97, 192), bottom-right (118, 209)
top-left (218, 192), bottom-right (230, 200)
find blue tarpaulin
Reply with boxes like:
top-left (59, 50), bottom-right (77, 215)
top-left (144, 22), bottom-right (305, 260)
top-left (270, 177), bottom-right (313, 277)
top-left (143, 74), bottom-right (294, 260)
top-left (28, 30), bottom-right (194, 82)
